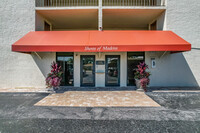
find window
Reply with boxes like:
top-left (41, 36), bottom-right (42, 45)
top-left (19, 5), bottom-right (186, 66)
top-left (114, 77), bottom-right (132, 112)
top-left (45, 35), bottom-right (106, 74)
top-left (56, 52), bottom-right (74, 86)
top-left (127, 52), bottom-right (145, 86)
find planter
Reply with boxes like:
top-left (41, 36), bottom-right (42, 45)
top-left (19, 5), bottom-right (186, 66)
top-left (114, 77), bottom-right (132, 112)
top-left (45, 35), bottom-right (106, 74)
top-left (47, 87), bottom-right (58, 93)
top-left (135, 79), bottom-right (146, 92)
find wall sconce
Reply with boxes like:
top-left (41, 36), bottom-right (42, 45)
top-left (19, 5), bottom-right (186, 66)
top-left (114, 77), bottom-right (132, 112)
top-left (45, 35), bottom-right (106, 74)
top-left (76, 53), bottom-right (78, 56)
top-left (99, 27), bottom-right (103, 31)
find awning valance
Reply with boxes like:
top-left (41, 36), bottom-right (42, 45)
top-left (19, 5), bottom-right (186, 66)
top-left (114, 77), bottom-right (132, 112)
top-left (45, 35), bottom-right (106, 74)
top-left (12, 30), bottom-right (191, 52)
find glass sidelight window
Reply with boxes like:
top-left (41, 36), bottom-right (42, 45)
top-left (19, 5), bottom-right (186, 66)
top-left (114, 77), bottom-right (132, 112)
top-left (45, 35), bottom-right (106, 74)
top-left (80, 55), bottom-right (95, 87)
top-left (105, 55), bottom-right (120, 86)
top-left (56, 52), bottom-right (74, 86)
top-left (127, 52), bottom-right (145, 86)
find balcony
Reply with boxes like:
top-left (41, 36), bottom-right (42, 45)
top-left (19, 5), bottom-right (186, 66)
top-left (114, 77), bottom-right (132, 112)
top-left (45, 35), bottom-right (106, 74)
top-left (103, 0), bottom-right (165, 6)
top-left (35, 0), bottom-right (166, 31)
top-left (36, 0), bottom-right (99, 7)
top-left (36, 0), bottom-right (165, 7)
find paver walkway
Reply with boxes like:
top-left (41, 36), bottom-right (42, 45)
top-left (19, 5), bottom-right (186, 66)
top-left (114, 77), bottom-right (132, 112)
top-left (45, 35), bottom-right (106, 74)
top-left (35, 91), bottom-right (160, 107)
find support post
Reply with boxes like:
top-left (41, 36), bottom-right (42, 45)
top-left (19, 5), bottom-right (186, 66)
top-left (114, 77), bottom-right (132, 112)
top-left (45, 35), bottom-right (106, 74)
top-left (98, 0), bottom-right (103, 31)
top-left (34, 52), bottom-right (42, 60)
top-left (161, 0), bottom-right (165, 6)
top-left (159, 51), bottom-right (167, 59)
top-left (98, 52), bottom-right (102, 58)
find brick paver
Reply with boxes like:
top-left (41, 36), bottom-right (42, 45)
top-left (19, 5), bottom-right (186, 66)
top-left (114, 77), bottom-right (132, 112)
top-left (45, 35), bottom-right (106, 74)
top-left (35, 91), bottom-right (160, 107)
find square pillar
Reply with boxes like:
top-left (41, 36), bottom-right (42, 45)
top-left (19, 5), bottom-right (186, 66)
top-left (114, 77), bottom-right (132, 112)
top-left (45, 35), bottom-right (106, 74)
top-left (98, 0), bottom-right (103, 31)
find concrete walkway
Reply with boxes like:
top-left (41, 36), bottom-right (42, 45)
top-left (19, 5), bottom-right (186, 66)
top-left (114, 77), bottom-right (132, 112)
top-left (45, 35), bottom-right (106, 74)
top-left (35, 91), bottom-right (160, 107)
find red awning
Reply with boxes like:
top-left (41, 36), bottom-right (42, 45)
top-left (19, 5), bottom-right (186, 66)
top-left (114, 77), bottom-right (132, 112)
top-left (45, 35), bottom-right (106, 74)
top-left (12, 30), bottom-right (191, 52)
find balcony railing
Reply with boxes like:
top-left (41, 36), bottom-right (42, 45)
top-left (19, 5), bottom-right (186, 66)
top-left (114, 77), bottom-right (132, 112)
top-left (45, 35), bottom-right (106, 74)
top-left (36, 0), bottom-right (165, 7)
top-left (36, 0), bottom-right (99, 7)
top-left (103, 0), bottom-right (165, 6)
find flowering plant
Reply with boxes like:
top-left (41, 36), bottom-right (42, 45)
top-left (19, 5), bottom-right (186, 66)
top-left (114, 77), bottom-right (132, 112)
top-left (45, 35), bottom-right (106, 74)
top-left (46, 62), bottom-right (63, 88)
top-left (134, 62), bottom-right (151, 88)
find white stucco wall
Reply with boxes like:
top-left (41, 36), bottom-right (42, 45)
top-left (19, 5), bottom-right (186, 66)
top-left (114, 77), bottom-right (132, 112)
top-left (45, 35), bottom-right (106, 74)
top-left (36, 12), bottom-right (52, 31)
top-left (156, 11), bottom-right (166, 30)
top-left (35, 13), bottom-right (45, 31)
top-left (146, 0), bottom-right (200, 87)
top-left (145, 51), bottom-right (198, 87)
top-left (166, 0), bottom-right (200, 86)
top-left (0, 0), bottom-right (199, 89)
top-left (74, 52), bottom-right (127, 87)
top-left (0, 0), bottom-right (55, 89)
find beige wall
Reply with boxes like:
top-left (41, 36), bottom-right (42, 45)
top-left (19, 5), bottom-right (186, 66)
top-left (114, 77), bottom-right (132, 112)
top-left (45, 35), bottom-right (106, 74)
top-left (35, 13), bottom-right (45, 31)
top-left (0, 0), bottom-right (56, 89)
top-left (145, 51), bottom-right (198, 87)
top-left (147, 0), bottom-right (200, 87)
top-left (165, 0), bottom-right (200, 86)
top-left (0, 0), bottom-right (47, 89)
top-left (1, 0), bottom-right (199, 89)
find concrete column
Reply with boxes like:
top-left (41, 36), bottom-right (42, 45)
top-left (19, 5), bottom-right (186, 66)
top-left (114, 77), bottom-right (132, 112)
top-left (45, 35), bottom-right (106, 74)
top-left (161, 0), bottom-right (165, 6)
top-left (120, 52), bottom-right (127, 87)
top-left (98, 0), bottom-right (103, 31)
top-left (96, 53), bottom-right (105, 87)
top-left (74, 52), bottom-right (80, 87)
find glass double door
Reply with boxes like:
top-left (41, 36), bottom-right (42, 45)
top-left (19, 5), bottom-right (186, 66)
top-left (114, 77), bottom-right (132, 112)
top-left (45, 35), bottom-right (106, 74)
top-left (80, 55), bottom-right (95, 87)
top-left (80, 55), bottom-right (120, 87)
top-left (105, 55), bottom-right (120, 86)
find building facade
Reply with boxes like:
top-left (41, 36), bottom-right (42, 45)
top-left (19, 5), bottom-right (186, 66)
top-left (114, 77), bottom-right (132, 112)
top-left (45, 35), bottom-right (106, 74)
top-left (0, 0), bottom-right (199, 89)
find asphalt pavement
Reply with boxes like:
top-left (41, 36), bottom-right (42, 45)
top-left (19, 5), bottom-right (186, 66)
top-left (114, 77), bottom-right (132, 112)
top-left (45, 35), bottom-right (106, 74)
top-left (0, 91), bottom-right (200, 133)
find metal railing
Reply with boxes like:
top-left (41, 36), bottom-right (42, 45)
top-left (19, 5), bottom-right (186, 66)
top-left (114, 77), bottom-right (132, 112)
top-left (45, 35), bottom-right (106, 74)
top-left (103, 0), bottom-right (165, 6)
top-left (36, 0), bottom-right (165, 7)
top-left (36, 0), bottom-right (99, 7)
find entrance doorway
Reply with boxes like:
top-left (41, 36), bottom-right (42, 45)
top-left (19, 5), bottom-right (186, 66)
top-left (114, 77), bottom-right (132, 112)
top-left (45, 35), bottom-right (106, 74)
top-left (80, 55), bottom-right (95, 87)
top-left (127, 52), bottom-right (145, 86)
top-left (56, 52), bottom-right (74, 86)
top-left (105, 55), bottom-right (120, 86)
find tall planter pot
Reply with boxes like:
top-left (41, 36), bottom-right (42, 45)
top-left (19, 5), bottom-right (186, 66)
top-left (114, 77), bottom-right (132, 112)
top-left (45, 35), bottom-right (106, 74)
top-left (47, 86), bottom-right (59, 93)
top-left (135, 79), bottom-right (146, 92)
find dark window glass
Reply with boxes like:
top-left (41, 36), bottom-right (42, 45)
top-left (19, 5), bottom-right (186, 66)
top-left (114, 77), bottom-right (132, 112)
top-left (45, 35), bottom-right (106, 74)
top-left (44, 21), bottom-right (50, 31)
top-left (105, 55), bottom-right (120, 86)
top-left (127, 52), bottom-right (145, 86)
top-left (56, 53), bottom-right (74, 86)
top-left (80, 55), bottom-right (95, 87)
top-left (150, 21), bottom-right (157, 30)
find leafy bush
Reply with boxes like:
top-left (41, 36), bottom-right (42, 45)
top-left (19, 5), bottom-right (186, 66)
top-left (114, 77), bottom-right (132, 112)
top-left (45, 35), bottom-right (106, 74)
top-left (46, 62), bottom-right (63, 88)
top-left (134, 62), bottom-right (151, 88)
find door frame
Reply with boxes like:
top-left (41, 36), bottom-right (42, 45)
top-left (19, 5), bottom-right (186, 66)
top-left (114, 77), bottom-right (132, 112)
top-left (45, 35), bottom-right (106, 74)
top-left (127, 52), bottom-right (145, 86)
top-left (56, 52), bottom-right (74, 86)
top-left (80, 55), bottom-right (95, 87)
top-left (105, 55), bottom-right (120, 86)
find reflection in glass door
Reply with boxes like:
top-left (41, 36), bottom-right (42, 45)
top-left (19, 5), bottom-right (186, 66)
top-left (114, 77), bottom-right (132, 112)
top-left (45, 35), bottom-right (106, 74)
top-left (57, 53), bottom-right (74, 86)
top-left (127, 52), bottom-right (145, 86)
top-left (80, 55), bottom-right (95, 87)
top-left (105, 55), bottom-right (120, 86)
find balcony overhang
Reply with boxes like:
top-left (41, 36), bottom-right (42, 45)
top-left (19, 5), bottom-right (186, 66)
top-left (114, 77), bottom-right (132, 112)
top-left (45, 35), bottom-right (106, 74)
top-left (36, 9), bottom-right (98, 30)
top-left (103, 9), bottom-right (165, 30)
top-left (37, 8), bottom-right (165, 30)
